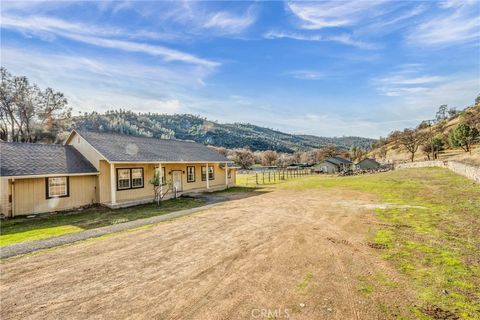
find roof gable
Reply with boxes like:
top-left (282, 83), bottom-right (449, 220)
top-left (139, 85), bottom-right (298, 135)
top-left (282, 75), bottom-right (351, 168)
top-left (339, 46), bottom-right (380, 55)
top-left (75, 131), bottom-right (229, 163)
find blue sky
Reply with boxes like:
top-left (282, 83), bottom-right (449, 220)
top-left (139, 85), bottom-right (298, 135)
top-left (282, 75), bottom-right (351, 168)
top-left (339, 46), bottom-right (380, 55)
top-left (1, 0), bottom-right (479, 138)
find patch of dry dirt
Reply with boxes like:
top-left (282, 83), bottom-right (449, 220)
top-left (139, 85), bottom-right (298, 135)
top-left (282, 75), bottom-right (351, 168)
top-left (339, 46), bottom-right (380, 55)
top-left (0, 189), bottom-right (416, 319)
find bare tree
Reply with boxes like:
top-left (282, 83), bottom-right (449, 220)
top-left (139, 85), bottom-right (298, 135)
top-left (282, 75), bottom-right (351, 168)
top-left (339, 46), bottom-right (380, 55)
top-left (233, 148), bottom-right (255, 169)
top-left (396, 129), bottom-right (426, 162)
top-left (262, 150), bottom-right (278, 166)
top-left (207, 146), bottom-right (228, 157)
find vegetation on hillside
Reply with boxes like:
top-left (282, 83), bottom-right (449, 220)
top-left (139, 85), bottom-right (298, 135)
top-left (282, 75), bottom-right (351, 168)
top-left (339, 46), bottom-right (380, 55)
top-left (371, 97), bottom-right (480, 163)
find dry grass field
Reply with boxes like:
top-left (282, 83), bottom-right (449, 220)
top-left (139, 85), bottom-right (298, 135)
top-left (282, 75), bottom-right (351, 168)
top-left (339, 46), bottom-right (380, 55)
top-left (1, 168), bottom-right (479, 320)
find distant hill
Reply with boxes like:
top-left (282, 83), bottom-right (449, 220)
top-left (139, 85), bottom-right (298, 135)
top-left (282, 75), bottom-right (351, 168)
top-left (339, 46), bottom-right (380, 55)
top-left (71, 111), bottom-right (375, 152)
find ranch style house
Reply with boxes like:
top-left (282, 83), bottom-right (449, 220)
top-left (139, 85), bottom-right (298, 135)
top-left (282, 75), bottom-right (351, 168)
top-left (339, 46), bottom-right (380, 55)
top-left (0, 130), bottom-right (236, 217)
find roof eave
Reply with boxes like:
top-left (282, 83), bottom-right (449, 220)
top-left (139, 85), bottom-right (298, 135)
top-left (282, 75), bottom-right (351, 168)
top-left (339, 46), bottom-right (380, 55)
top-left (1, 172), bottom-right (100, 179)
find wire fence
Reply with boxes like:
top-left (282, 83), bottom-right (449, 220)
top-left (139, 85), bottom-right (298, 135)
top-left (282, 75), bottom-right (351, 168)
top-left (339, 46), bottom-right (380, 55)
top-left (237, 169), bottom-right (313, 186)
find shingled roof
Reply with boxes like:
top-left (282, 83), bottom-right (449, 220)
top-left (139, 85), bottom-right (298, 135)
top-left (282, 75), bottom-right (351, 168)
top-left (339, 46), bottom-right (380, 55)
top-left (0, 142), bottom-right (98, 177)
top-left (325, 156), bottom-right (352, 166)
top-left (74, 131), bottom-right (230, 163)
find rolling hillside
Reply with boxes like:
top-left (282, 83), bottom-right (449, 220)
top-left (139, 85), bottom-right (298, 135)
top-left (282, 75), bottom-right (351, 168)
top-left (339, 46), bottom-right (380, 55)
top-left (370, 104), bottom-right (480, 165)
top-left (71, 111), bottom-right (375, 152)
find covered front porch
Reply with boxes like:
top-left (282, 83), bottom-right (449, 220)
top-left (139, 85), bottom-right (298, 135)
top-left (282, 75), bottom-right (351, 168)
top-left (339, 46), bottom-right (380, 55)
top-left (101, 161), bottom-right (235, 208)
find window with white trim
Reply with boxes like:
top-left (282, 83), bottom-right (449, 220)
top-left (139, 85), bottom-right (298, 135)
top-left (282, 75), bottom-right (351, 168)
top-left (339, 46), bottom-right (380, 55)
top-left (47, 177), bottom-right (69, 198)
top-left (117, 169), bottom-right (131, 190)
top-left (131, 168), bottom-right (144, 188)
top-left (187, 166), bottom-right (195, 182)
top-left (201, 166), bottom-right (214, 181)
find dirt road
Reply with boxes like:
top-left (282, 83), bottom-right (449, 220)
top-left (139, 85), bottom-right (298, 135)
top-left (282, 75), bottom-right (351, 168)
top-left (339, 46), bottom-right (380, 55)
top-left (1, 188), bottom-right (414, 319)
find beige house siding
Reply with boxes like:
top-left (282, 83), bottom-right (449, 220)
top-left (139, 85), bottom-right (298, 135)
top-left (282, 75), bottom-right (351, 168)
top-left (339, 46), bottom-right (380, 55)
top-left (66, 132), bottom-right (105, 169)
top-left (99, 160), bottom-right (112, 204)
top-left (12, 175), bottom-right (97, 216)
top-left (0, 177), bottom-right (11, 216)
top-left (115, 163), bottom-right (156, 203)
top-left (104, 162), bottom-right (234, 204)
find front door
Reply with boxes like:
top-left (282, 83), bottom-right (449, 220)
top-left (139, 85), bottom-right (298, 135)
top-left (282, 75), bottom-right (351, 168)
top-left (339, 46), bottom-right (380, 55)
top-left (172, 171), bottom-right (182, 192)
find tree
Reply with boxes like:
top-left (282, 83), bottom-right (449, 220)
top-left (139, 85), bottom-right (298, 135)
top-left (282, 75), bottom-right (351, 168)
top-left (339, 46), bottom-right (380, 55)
top-left (0, 67), bottom-right (71, 142)
top-left (275, 153), bottom-right (294, 168)
top-left (421, 135), bottom-right (444, 160)
top-left (207, 146), bottom-right (227, 157)
top-left (262, 150), bottom-right (278, 166)
top-left (449, 123), bottom-right (479, 155)
top-left (318, 144), bottom-right (338, 160)
top-left (462, 106), bottom-right (480, 131)
top-left (396, 128), bottom-right (426, 162)
top-left (149, 169), bottom-right (172, 206)
top-left (436, 105), bottom-right (448, 122)
top-left (378, 145), bottom-right (388, 160)
top-left (233, 148), bottom-right (255, 169)
top-left (447, 108), bottom-right (459, 117)
top-left (349, 145), bottom-right (367, 162)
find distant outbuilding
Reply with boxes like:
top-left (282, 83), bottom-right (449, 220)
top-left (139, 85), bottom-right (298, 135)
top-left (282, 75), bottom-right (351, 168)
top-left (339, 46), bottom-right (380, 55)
top-left (356, 158), bottom-right (381, 170)
top-left (314, 156), bottom-right (352, 173)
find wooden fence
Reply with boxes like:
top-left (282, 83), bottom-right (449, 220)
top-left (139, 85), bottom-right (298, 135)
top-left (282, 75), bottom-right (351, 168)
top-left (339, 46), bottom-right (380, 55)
top-left (237, 169), bottom-right (313, 186)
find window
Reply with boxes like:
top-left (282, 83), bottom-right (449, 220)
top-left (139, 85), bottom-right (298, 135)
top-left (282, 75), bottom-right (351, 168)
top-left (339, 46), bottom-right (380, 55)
top-left (117, 168), bottom-right (144, 190)
top-left (201, 166), bottom-right (214, 181)
top-left (187, 166), bottom-right (195, 182)
top-left (154, 167), bottom-right (167, 185)
top-left (117, 169), bottom-right (131, 190)
top-left (131, 168), bottom-right (144, 188)
top-left (46, 177), bottom-right (69, 199)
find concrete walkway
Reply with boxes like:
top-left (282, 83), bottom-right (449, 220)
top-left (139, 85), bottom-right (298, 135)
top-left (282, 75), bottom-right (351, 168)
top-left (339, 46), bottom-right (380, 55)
top-left (1, 198), bottom-right (223, 259)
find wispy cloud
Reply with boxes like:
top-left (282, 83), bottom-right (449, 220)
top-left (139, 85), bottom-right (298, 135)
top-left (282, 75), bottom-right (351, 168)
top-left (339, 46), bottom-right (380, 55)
top-left (2, 46), bottom-right (214, 114)
top-left (264, 30), bottom-right (379, 49)
top-left (288, 70), bottom-right (324, 80)
top-left (1, 15), bottom-right (219, 67)
top-left (407, 1), bottom-right (480, 46)
top-left (374, 67), bottom-right (447, 97)
top-left (203, 6), bottom-right (257, 35)
top-left (286, 1), bottom-right (386, 29)
top-left (374, 64), bottom-right (479, 115)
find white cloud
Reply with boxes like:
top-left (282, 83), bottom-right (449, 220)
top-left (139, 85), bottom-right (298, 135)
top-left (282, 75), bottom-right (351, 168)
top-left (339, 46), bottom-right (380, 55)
top-left (264, 30), bottom-right (379, 49)
top-left (1, 15), bottom-right (218, 67)
top-left (286, 1), bottom-right (386, 29)
top-left (288, 70), bottom-right (324, 80)
top-left (373, 65), bottom-right (479, 117)
top-left (1, 46), bottom-right (215, 115)
top-left (407, 1), bottom-right (480, 46)
top-left (203, 6), bottom-right (257, 35)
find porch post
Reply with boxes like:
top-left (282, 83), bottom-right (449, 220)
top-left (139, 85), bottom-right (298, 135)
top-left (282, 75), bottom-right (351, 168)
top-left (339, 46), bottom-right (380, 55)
top-left (225, 162), bottom-right (228, 187)
top-left (110, 163), bottom-right (116, 205)
top-left (206, 162), bottom-right (209, 189)
top-left (158, 163), bottom-right (163, 197)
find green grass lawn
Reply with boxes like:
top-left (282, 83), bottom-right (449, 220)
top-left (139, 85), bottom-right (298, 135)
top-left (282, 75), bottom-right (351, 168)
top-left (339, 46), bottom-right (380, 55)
top-left (280, 168), bottom-right (480, 319)
top-left (0, 197), bottom-right (205, 247)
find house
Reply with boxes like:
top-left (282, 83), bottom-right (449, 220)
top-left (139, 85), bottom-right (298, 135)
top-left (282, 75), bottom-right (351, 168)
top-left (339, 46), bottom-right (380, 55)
top-left (0, 130), bottom-right (236, 217)
top-left (314, 156), bottom-right (352, 173)
top-left (356, 158), bottom-right (381, 170)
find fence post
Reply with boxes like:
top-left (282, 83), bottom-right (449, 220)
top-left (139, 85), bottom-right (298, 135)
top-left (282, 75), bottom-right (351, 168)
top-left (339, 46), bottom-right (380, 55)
top-left (256, 173), bottom-right (258, 185)
top-left (262, 172), bottom-right (265, 184)
top-left (268, 171), bottom-right (271, 182)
